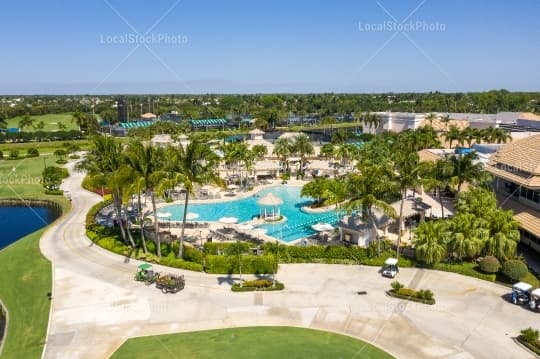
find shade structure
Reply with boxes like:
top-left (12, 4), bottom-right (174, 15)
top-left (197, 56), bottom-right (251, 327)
top-left (219, 216), bottom-right (238, 224)
top-left (227, 184), bottom-right (239, 190)
top-left (186, 212), bottom-right (199, 220)
top-left (157, 212), bottom-right (172, 218)
top-left (312, 222), bottom-right (334, 232)
top-left (257, 193), bottom-right (283, 220)
top-left (257, 193), bottom-right (283, 206)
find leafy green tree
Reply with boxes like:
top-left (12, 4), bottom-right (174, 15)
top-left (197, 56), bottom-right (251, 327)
top-left (272, 137), bottom-right (293, 174)
top-left (301, 177), bottom-right (330, 206)
top-left (319, 143), bottom-right (335, 159)
top-left (449, 152), bottom-right (485, 193)
top-left (447, 214), bottom-right (487, 260)
top-left (41, 166), bottom-right (67, 191)
top-left (444, 125), bottom-right (462, 149)
top-left (414, 221), bottom-right (448, 265)
top-left (251, 144), bottom-right (267, 159)
top-left (424, 158), bottom-right (454, 218)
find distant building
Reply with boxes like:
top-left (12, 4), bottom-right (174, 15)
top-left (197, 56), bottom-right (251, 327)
top-left (363, 112), bottom-right (425, 134)
top-left (116, 97), bottom-right (128, 123)
top-left (486, 134), bottom-right (540, 255)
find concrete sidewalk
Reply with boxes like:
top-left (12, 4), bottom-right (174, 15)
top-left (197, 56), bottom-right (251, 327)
top-left (38, 162), bottom-right (536, 359)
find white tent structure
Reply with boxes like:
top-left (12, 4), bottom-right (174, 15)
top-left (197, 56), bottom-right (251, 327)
top-left (257, 193), bottom-right (283, 221)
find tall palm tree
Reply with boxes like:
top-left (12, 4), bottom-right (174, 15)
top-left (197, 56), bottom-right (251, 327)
top-left (292, 134), bottom-right (314, 178)
top-left (483, 209), bottom-right (520, 260)
top-left (490, 127), bottom-right (512, 144)
top-left (18, 113), bottom-right (34, 131)
top-left (444, 126), bottom-right (462, 149)
top-left (125, 141), bottom-right (165, 256)
top-left (424, 158), bottom-right (454, 218)
top-left (168, 140), bottom-right (223, 258)
top-left (440, 114), bottom-right (451, 132)
top-left (78, 135), bottom-right (130, 244)
top-left (461, 127), bottom-right (476, 147)
top-left (393, 150), bottom-right (429, 259)
top-left (125, 176), bottom-right (149, 253)
top-left (272, 137), bottom-right (293, 175)
top-left (425, 112), bottom-right (437, 127)
top-left (345, 162), bottom-right (396, 256)
top-left (335, 143), bottom-right (358, 169)
top-left (414, 221), bottom-right (448, 265)
top-left (450, 152), bottom-right (485, 193)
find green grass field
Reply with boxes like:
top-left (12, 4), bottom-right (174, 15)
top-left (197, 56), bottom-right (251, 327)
top-left (0, 154), bottom-right (54, 199)
top-left (0, 229), bottom-right (52, 359)
top-left (5, 113), bottom-right (78, 132)
top-left (111, 327), bottom-right (394, 359)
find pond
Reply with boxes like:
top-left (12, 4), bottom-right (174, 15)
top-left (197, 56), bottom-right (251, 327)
top-left (0, 205), bottom-right (60, 250)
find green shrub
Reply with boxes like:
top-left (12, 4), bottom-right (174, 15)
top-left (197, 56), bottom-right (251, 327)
top-left (26, 147), bottom-right (40, 157)
top-left (416, 289), bottom-right (434, 301)
top-left (520, 328), bottom-right (539, 344)
top-left (69, 154), bottom-right (81, 159)
top-left (242, 279), bottom-right (273, 288)
top-left (390, 281), bottom-right (403, 291)
top-left (397, 288), bottom-right (416, 297)
top-left (44, 189), bottom-right (64, 195)
top-left (9, 149), bottom-right (19, 159)
top-left (205, 254), bottom-right (275, 274)
top-left (160, 254), bottom-right (204, 272)
top-left (501, 260), bottom-right (528, 281)
top-left (55, 159), bottom-right (68, 164)
top-left (432, 262), bottom-right (497, 282)
top-left (479, 256), bottom-right (501, 274)
top-left (183, 245), bottom-right (204, 264)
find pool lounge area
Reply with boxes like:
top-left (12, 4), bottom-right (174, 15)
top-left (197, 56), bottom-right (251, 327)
top-left (161, 185), bottom-right (341, 242)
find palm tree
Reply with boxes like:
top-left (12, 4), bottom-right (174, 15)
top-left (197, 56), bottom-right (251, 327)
top-left (483, 209), bottom-right (520, 260)
top-left (461, 127), bottom-right (476, 148)
top-left (425, 112), bottom-right (437, 127)
top-left (393, 150), bottom-right (429, 259)
top-left (335, 143), bottom-right (358, 169)
top-left (125, 176), bottom-right (149, 253)
top-left (345, 162), bottom-right (396, 256)
top-left (168, 140), bottom-right (223, 258)
top-left (424, 158), bottom-right (454, 218)
top-left (18, 113), bottom-right (34, 131)
top-left (272, 137), bottom-right (293, 175)
top-left (447, 214), bottom-right (487, 260)
top-left (292, 134), bottom-right (314, 178)
top-left (450, 152), bottom-right (485, 193)
top-left (441, 114), bottom-right (451, 132)
top-left (301, 177), bottom-right (330, 206)
top-left (414, 221), bottom-right (448, 265)
top-left (125, 141), bottom-right (165, 256)
top-left (489, 127), bottom-right (512, 144)
top-left (78, 135), bottom-right (130, 244)
top-left (444, 126), bottom-right (462, 149)
top-left (362, 112), bottom-right (381, 133)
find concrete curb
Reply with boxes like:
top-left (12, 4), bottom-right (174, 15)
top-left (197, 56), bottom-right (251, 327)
top-left (0, 298), bottom-right (9, 356)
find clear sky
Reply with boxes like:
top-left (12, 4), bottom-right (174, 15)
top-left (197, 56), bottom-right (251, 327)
top-left (1, 0), bottom-right (539, 94)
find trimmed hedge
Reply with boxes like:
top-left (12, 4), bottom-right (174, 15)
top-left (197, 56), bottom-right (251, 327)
top-left (232, 280), bottom-right (284, 292)
top-left (501, 260), bottom-right (528, 281)
top-left (517, 328), bottom-right (540, 356)
top-left (431, 262), bottom-right (497, 282)
top-left (479, 256), bottom-right (501, 274)
top-left (205, 254), bottom-right (276, 275)
top-left (388, 282), bottom-right (435, 305)
top-left (387, 290), bottom-right (436, 305)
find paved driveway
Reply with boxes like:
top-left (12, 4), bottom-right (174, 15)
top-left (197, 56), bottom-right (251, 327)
top-left (39, 163), bottom-right (537, 359)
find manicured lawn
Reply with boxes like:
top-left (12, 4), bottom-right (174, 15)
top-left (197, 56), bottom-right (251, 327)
top-left (0, 229), bottom-right (52, 359)
top-left (5, 113), bottom-right (77, 132)
top-left (0, 155), bottom-right (55, 199)
top-left (0, 139), bottom-right (89, 154)
top-left (111, 326), bottom-right (394, 359)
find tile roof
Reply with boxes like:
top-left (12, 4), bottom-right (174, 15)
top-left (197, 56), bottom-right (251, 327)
top-left (486, 134), bottom-right (540, 188)
top-left (496, 194), bottom-right (540, 237)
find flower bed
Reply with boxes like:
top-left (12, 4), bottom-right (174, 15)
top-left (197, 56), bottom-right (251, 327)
top-left (387, 281), bottom-right (435, 305)
top-left (231, 279), bottom-right (284, 292)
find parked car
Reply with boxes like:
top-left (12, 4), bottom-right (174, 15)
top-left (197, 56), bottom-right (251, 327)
top-left (511, 282), bottom-right (532, 304)
top-left (381, 258), bottom-right (399, 278)
top-left (529, 288), bottom-right (540, 311)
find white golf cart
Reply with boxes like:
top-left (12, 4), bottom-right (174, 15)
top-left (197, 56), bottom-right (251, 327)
top-left (529, 288), bottom-right (540, 311)
top-left (511, 282), bottom-right (532, 305)
top-left (382, 257), bottom-right (399, 278)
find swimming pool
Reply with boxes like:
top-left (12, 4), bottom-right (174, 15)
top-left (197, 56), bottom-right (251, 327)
top-left (162, 186), bottom-right (340, 242)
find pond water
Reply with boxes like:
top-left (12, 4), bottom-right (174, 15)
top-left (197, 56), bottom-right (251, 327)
top-left (0, 205), bottom-right (59, 250)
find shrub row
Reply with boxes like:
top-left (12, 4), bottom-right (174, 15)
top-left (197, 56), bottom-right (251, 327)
top-left (431, 262), bottom-right (497, 282)
top-left (518, 328), bottom-right (540, 355)
top-left (231, 280), bottom-right (284, 292)
top-left (205, 254), bottom-right (276, 275)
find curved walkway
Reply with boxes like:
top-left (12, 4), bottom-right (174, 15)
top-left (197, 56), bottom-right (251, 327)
top-left (39, 162), bottom-right (536, 359)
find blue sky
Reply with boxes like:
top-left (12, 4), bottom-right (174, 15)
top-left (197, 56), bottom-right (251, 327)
top-left (1, 0), bottom-right (539, 94)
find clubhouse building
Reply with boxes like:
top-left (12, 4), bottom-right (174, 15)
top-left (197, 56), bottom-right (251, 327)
top-left (486, 134), bottom-right (540, 254)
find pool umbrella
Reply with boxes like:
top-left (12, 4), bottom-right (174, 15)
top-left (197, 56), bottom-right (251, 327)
top-left (186, 212), bottom-right (199, 220)
top-left (311, 222), bottom-right (334, 232)
top-left (237, 223), bottom-right (254, 231)
top-left (219, 217), bottom-right (239, 225)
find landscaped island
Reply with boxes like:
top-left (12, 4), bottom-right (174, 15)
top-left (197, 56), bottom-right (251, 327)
top-left (110, 326), bottom-right (394, 359)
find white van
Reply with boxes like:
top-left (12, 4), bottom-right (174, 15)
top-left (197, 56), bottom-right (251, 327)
top-left (382, 258), bottom-right (399, 278)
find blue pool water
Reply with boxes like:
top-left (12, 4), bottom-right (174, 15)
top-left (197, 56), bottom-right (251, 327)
top-left (0, 205), bottom-right (59, 250)
top-left (163, 186), bottom-right (340, 242)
